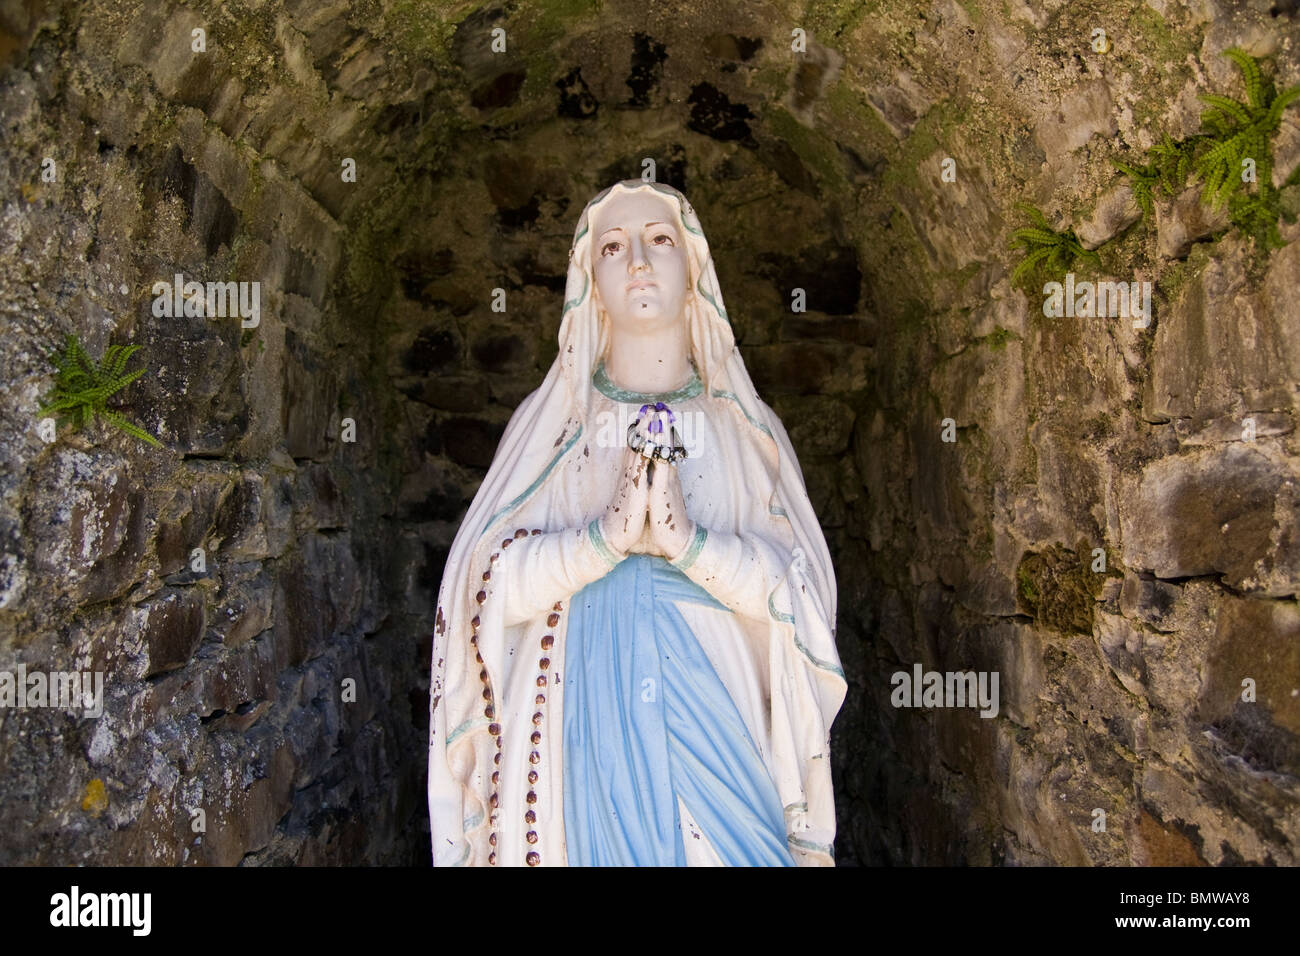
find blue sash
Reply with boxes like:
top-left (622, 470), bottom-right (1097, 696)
top-left (562, 554), bottom-right (793, 866)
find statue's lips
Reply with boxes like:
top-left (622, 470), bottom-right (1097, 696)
top-left (627, 280), bottom-right (656, 292)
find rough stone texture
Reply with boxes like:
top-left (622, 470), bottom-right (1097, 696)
top-left (1, 0), bottom-right (1298, 866)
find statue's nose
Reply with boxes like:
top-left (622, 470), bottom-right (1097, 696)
top-left (628, 237), bottom-right (651, 272)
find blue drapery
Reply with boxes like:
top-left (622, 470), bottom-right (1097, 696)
top-left (562, 553), bottom-right (794, 866)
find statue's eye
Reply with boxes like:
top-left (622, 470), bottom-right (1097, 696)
top-left (652, 233), bottom-right (674, 245)
top-left (600, 240), bottom-right (622, 256)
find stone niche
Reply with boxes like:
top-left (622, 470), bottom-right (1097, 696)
top-left (0, 0), bottom-right (1297, 866)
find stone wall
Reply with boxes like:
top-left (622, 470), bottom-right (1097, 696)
top-left (0, 0), bottom-right (1297, 865)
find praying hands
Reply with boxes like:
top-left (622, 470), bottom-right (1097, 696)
top-left (598, 444), bottom-right (695, 560)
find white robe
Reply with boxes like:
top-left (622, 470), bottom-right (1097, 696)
top-left (428, 371), bottom-right (847, 866)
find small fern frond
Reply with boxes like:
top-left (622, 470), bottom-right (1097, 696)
top-left (99, 408), bottom-right (163, 448)
top-left (1267, 86), bottom-right (1300, 126)
top-left (1198, 93), bottom-right (1252, 127)
top-left (1011, 245), bottom-right (1053, 285)
top-left (1224, 47), bottom-right (1264, 109)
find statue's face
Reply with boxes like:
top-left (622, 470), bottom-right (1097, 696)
top-left (590, 190), bottom-right (690, 338)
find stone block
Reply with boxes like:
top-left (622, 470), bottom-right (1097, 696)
top-left (1120, 443), bottom-right (1299, 596)
top-left (140, 587), bottom-right (205, 678)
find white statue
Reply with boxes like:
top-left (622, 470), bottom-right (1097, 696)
top-left (428, 180), bottom-right (846, 866)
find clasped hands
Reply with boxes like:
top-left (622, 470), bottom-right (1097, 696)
top-left (598, 446), bottom-right (695, 561)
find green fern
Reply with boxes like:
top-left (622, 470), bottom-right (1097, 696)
top-left (1228, 177), bottom-right (1299, 254)
top-left (1152, 133), bottom-right (1202, 199)
top-left (1193, 47), bottom-right (1300, 210)
top-left (37, 332), bottom-right (162, 447)
top-left (1113, 133), bottom-right (1203, 218)
top-left (1009, 203), bottom-right (1102, 291)
top-left (1112, 157), bottom-right (1160, 218)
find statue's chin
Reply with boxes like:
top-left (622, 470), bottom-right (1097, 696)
top-left (610, 311), bottom-right (685, 336)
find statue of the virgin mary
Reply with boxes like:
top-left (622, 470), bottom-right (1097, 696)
top-left (427, 179), bottom-right (846, 866)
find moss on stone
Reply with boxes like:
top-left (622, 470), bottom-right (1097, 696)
top-left (1126, 4), bottom-right (1198, 72)
top-left (867, 223), bottom-right (930, 325)
top-left (1154, 241), bottom-right (1212, 308)
top-left (880, 126), bottom-right (940, 194)
top-left (1093, 218), bottom-right (1150, 278)
top-left (383, 0), bottom-right (461, 66)
top-left (825, 74), bottom-right (897, 154)
top-left (1282, 182), bottom-right (1300, 218)
top-left (764, 105), bottom-right (851, 195)
top-left (531, 0), bottom-right (603, 38)
top-left (752, 60), bottom-right (790, 101)
top-left (1016, 543), bottom-right (1108, 635)
top-left (801, 0), bottom-right (882, 40)
top-left (198, 0), bottom-right (287, 95)
top-left (1122, 5), bottom-right (1201, 135)
top-left (879, 96), bottom-right (977, 201)
top-left (1016, 560), bottom-right (1039, 606)
top-left (1081, 411), bottom-right (1113, 441)
top-left (980, 325), bottom-right (1016, 350)
top-left (1015, 423), bottom-right (1039, 489)
top-left (479, 0), bottom-right (604, 122)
